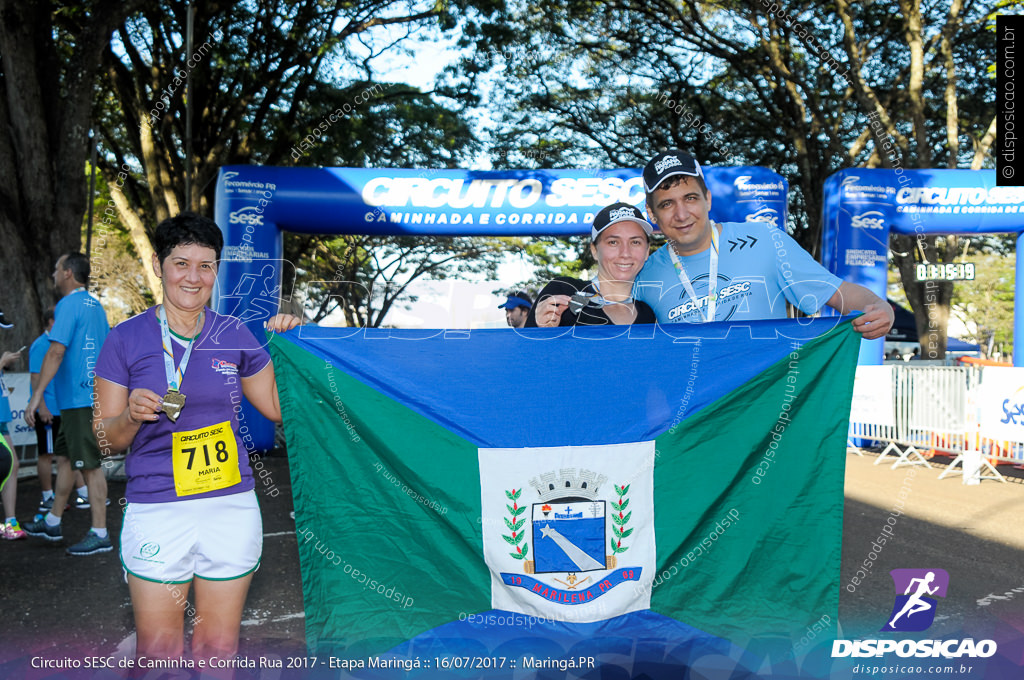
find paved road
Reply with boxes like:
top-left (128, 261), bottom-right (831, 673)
top-left (1, 451), bottom-right (1021, 676)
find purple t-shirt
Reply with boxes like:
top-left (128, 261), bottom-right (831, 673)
top-left (95, 307), bottom-right (271, 503)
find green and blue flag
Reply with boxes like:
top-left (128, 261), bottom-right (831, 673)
top-left (271, 318), bottom-right (861, 674)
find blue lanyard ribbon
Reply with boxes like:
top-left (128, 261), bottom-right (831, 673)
top-left (158, 306), bottom-right (202, 392)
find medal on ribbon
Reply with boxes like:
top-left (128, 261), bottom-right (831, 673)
top-left (158, 306), bottom-right (202, 422)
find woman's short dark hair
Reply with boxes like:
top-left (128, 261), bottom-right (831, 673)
top-left (153, 212), bottom-right (224, 265)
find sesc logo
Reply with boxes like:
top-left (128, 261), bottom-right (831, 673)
top-left (229, 206), bottom-right (264, 227)
top-left (999, 385), bottom-right (1024, 427)
top-left (851, 210), bottom-right (885, 230)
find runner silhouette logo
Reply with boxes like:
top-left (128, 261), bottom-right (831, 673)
top-left (882, 568), bottom-right (950, 632)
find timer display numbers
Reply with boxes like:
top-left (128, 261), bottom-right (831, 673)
top-left (915, 263), bottom-right (976, 281)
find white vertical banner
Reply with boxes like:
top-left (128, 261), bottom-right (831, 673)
top-left (850, 365), bottom-right (895, 427)
top-left (2, 372), bottom-right (34, 447)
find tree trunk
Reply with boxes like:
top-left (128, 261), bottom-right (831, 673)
top-left (0, 0), bottom-right (143, 346)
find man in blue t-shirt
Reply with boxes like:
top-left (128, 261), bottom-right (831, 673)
top-left (24, 253), bottom-right (111, 555)
top-left (634, 149), bottom-right (894, 337)
top-left (28, 307), bottom-right (88, 514)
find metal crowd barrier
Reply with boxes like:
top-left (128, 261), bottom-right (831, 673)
top-left (849, 364), bottom-right (1024, 483)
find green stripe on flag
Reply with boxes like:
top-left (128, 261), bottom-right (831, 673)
top-left (651, 321), bottom-right (861, 641)
top-left (270, 336), bottom-right (491, 656)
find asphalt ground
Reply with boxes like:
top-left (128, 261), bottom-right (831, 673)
top-left (1, 450), bottom-right (1023, 678)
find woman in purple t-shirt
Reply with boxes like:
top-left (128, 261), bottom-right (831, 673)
top-left (93, 213), bottom-right (299, 667)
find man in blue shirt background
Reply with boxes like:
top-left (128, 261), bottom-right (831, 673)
top-left (24, 253), bottom-right (111, 555)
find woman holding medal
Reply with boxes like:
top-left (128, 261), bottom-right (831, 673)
top-left (526, 202), bottom-right (657, 327)
top-left (93, 213), bottom-right (299, 667)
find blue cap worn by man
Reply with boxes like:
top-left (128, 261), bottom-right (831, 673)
top-left (498, 291), bottom-right (533, 329)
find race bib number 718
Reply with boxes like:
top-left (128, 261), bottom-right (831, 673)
top-left (171, 421), bottom-right (241, 496)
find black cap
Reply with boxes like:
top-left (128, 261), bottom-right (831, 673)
top-left (591, 203), bottom-right (654, 240)
top-left (643, 149), bottom-right (704, 193)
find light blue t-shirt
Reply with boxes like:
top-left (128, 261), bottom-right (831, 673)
top-left (50, 288), bottom-right (110, 411)
top-left (635, 222), bottom-right (842, 324)
top-left (29, 331), bottom-right (60, 416)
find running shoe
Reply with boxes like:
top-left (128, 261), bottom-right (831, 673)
top-left (66, 530), bottom-right (112, 556)
top-left (37, 496), bottom-right (55, 513)
top-left (22, 517), bottom-right (62, 541)
top-left (1, 520), bottom-right (26, 540)
top-left (74, 495), bottom-right (111, 509)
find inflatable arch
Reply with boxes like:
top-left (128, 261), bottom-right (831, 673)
top-left (213, 165), bottom-right (789, 450)
top-left (820, 169), bottom-right (1024, 366)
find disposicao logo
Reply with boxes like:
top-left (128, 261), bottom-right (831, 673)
top-left (832, 568), bottom-right (997, 659)
top-left (883, 568), bottom-right (948, 632)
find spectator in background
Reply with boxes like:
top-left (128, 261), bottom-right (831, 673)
top-left (0, 320), bottom-right (25, 540)
top-left (498, 291), bottom-right (532, 329)
top-left (24, 253), bottom-right (111, 555)
top-left (0, 434), bottom-right (13, 535)
top-left (28, 307), bottom-right (89, 515)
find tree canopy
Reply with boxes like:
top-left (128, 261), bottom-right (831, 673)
top-left (456, 0), bottom-right (1001, 355)
top-left (0, 0), bottom-right (1010, 345)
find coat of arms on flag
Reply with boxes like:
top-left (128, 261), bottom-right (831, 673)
top-left (480, 442), bottom-right (655, 621)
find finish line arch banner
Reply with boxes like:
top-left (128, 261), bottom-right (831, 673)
top-left (213, 165), bottom-right (788, 450)
top-left (820, 168), bottom-right (1024, 366)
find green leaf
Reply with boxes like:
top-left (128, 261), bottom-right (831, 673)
top-left (622, 510), bottom-right (632, 525)
top-left (505, 490), bottom-right (514, 500)
top-left (620, 484), bottom-right (630, 496)
top-left (504, 517), bottom-right (515, 530)
top-left (522, 542), bottom-right (529, 557)
top-left (619, 498), bottom-right (629, 511)
top-left (510, 551), bottom-right (526, 560)
top-left (502, 534), bottom-right (517, 545)
top-left (620, 527), bottom-right (634, 538)
top-left (513, 505), bottom-right (526, 517)
top-left (510, 517), bottom-right (525, 532)
top-left (512, 488), bottom-right (522, 501)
